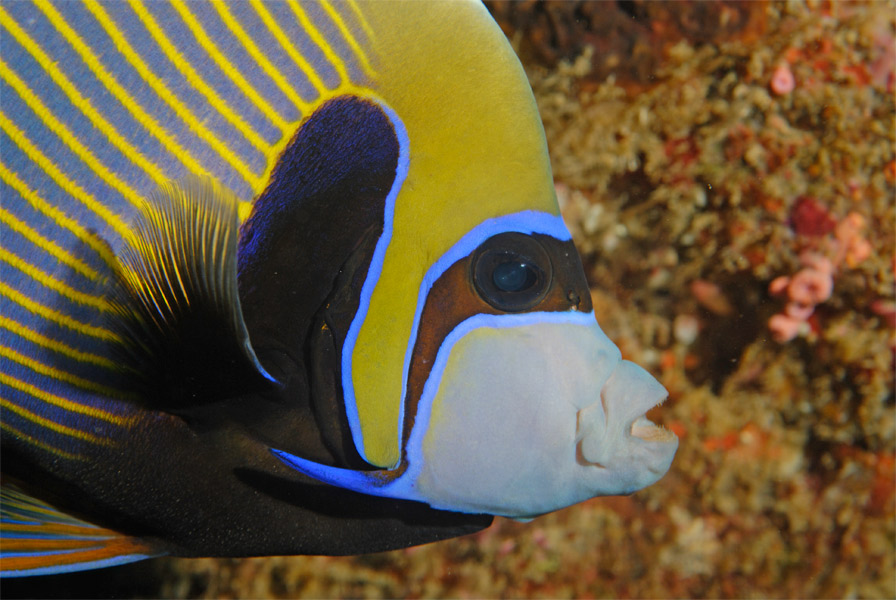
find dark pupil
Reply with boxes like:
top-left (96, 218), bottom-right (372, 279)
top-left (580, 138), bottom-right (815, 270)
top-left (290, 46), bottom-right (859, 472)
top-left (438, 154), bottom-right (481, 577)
top-left (492, 261), bottom-right (534, 292)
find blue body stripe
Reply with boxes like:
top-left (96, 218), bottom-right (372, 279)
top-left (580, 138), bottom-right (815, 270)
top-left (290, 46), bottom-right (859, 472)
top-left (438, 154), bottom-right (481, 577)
top-left (339, 97), bottom-right (410, 465)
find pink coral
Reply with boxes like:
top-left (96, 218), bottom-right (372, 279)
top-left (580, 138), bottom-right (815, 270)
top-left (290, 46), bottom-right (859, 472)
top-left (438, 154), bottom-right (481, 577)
top-left (768, 254), bottom-right (834, 342)
top-left (770, 63), bottom-right (795, 95)
top-left (768, 208), bottom-right (873, 343)
top-left (787, 267), bottom-right (833, 306)
top-left (769, 313), bottom-right (805, 343)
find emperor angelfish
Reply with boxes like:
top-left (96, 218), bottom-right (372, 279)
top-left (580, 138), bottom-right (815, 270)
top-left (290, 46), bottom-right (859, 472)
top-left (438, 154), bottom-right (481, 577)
top-left (0, 0), bottom-right (677, 576)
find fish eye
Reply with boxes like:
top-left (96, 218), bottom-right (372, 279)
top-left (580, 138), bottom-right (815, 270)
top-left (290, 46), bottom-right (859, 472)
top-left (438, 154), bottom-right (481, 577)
top-left (472, 233), bottom-right (552, 312)
top-left (492, 261), bottom-right (537, 292)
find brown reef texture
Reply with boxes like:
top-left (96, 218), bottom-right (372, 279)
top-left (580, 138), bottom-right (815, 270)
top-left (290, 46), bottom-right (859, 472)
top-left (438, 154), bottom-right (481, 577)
top-left (5, 1), bottom-right (893, 599)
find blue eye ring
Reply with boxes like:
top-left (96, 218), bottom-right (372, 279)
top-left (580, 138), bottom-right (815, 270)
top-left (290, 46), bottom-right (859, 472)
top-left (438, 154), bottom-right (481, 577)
top-left (471, 233), bottom-right (552, 312)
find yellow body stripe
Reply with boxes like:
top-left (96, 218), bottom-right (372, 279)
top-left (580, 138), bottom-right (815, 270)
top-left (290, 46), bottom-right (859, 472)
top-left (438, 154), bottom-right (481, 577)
top-left (210, 0), bottom-right (310, 113)
top-left (320, 0), bottom-right (375, 78)
top-left (251, 0), bottom-right (329, 95)
top-left (0, 58), bottom-right (144, 212)
top-left (0, 164), bottom-right (115, 268)
top-left (84, 0), bottom-right (262, 191)
top-left (0, 316), bottom-right (116, 369)
top-left (169, 0), bottom-right (291, 133)
top-left (0, 396), bottom-right (111, 446)
top-left (0, 421), bottom-right (83, 460)
top-left (0, 372), bottom-right (131, 427)
top-left (128, 0), bottom-right (272, 153)
top-left (0, 345), bottom-right (126, 400)
top-left (0, 249), bottom-right (108, 311)
top-left (35, 0), bottom-right (216, 186)
top-left (0, 113), bottom-right (131, 241)
top-left (0, 282), bottom-right (116, 342)
top-left (0, 5), bottom-right (169, 185)
top-left (346, 0), bottom-right (376, 44)
top-left (0, 207), bottom-right (101, 282)
top-left (287, 0), bottom-right (350, 85)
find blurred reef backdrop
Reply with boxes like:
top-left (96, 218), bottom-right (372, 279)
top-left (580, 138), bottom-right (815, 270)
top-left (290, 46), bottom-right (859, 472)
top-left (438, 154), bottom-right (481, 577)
top-left (4, 1), bottom-right (894, 598)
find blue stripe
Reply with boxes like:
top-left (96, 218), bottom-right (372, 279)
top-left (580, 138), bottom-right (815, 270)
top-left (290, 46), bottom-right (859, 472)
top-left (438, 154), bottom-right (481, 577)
top-left (100, 1), bottom-right (268, 175)
top-left (305, 1), bottom-right (370, 83)
top-left (151, 2), bottom-right (282, 142)
top-left (339, 96), bottom-right (410, 465)
top-left (187, 1), bottom-right (300, 124)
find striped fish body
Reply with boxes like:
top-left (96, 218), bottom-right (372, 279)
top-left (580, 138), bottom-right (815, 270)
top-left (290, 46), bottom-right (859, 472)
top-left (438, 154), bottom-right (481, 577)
top-left (1, 0), bottom-right (678, 577)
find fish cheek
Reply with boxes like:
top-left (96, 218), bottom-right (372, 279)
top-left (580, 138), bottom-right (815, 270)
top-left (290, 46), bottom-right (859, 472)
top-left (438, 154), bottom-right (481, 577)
top-left (402, 235), bottom-right (591, 448)
top-left (415, 322), bottom-right (608, 516)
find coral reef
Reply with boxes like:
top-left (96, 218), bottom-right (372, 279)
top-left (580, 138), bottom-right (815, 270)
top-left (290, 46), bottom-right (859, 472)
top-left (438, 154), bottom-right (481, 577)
top-left (4, 2), bottom-right (892, 598)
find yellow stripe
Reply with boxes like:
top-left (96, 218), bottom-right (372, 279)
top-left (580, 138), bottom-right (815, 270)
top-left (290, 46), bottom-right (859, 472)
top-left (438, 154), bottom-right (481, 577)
top-left (0, 372), bottom-right (132, 427)
top-left (251, 0), bottom-right (329, 94)
top-left (0, 396), bottom-right (111, 446)
top-left (0, 316), bottom-right (116, 370)
top-left (210, 0), bottom-right (311, 112)
top-left (84, 0), bottom-right (262, 191)
top-left (169, 0), bottom-right (291, 132)
top-left (0, 249), bottom-right (108, 311)
top-left (0, 345), bottom-right (127, 400)
top-left (346, 0), bottom-right (376, 45)
top-left (0, 113), bottom-right (132, 242)
top-left (128, 0), bottom-right (273, 153)
top-left (321, 0), bottom-right (375, 79)
top-left (0, 163), bottom-right (116, 269)
top-left (0, 59), bottom-right (145, 212)
top-left (34, 0), bottom-right (217, 186)
top-left (0, 281), bottom-right (117, 342)
top-left (0, 5), bottom-right (169, 185)
top-left (286, 0), bottom-right (350, 85)
top-left (0, 421), bottom-right (83, 461)
top-left (0, 207), bottom-right (101, 282)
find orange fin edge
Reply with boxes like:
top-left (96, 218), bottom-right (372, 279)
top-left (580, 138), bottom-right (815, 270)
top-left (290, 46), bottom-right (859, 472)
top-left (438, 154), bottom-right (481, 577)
top-left (1, 486), bottom-right (164, 577)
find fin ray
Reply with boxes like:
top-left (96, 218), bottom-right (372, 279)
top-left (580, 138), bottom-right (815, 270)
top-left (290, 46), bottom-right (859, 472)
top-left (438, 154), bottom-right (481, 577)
top-left (109, 177), bottom-right (275, 407)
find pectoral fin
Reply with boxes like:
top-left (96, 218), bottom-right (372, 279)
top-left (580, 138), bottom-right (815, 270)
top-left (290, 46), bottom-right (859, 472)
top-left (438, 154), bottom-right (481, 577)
top-left (109, 178), bottom-right (275, 407)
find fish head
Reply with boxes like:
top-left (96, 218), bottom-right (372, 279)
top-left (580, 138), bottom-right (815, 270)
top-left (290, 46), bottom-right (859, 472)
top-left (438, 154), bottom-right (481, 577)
top-left (407, 246), bottom-right (679, 517)
top-left (270, 185), bottom-right (678, 518)
top-left (251, 1), bottom-right (678, 519)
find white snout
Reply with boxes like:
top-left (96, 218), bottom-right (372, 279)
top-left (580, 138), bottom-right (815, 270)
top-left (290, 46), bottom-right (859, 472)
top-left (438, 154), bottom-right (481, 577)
top-left (408, 312), bottom-right (678, 518)
top-left (577, 360), bottom-right (678, 492)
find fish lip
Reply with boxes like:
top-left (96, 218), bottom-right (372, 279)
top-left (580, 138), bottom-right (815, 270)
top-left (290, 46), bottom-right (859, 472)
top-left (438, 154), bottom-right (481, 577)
top-left (627, 397), bottom-right (678, 444)
top-left (607, 373), bottom-right (676, 444)
top-left (576, 365), bottom-right (678, 467)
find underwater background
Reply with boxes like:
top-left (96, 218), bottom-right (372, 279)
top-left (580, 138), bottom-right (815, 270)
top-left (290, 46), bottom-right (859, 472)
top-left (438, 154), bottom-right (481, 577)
top-left (4, 1), bottom-right (893, 598)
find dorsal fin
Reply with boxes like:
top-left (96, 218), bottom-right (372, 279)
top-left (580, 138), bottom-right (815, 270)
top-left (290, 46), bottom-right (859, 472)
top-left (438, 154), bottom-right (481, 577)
top-left (0, 486), bottom-right (162, 577)
top-left (109, 178), bottom-right (275, 408)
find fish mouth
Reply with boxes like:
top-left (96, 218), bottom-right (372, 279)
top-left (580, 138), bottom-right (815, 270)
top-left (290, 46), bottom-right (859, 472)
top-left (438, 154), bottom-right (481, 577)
top-left (576, 361), bottom-right (678, 468)
top-left (629, 403), bottom-right (677, 443)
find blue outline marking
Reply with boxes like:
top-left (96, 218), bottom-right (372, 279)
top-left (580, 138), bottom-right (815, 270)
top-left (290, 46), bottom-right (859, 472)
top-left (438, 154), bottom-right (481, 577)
top-left (395, 211), bottom-right (571, 460)
top-left (339, 97), bottom-right (410, 465)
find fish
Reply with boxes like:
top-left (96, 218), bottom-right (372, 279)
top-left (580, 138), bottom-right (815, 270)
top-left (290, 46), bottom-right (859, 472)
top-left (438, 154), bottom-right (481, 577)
top-left (0, 0), bottom-right (678, 577)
